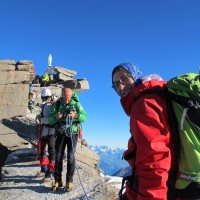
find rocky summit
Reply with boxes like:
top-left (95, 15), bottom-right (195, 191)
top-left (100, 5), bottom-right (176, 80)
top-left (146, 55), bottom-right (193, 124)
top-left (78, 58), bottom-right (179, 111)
top-left (0, 59), bottom-right (120, 200)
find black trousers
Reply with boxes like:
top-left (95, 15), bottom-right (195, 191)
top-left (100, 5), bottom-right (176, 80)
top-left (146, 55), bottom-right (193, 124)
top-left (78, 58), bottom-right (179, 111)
top-left (41, 134), bottom-right (56, 162)
top-left (54, 133), bottom-right (78, 183)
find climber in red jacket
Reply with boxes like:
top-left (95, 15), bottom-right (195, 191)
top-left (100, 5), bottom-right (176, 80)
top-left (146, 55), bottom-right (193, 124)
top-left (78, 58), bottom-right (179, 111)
top-left (112, 62), bottom-right (178, 200)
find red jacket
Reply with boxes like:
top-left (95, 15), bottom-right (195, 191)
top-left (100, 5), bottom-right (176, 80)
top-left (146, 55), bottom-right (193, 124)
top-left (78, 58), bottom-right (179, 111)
top-left (121, 80), bottom-right (177, 200)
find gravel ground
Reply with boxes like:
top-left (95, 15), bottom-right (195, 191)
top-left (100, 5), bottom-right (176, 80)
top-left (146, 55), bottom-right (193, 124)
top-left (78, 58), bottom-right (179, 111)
top-left (0, 151), bottom-right (119, 200)
top-left (0, 113), bottom-right (120, 200)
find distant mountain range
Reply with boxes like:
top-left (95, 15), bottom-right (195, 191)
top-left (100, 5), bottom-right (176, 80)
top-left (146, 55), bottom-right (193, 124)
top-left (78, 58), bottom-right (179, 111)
top-left (112, 165), bottom-right (131, 177)
top-left (89, 145), bottom-right (129, 176)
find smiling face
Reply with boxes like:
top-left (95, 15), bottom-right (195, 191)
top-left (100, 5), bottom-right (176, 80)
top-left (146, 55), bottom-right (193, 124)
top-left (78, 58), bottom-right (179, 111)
top-left (112, 67), bottom-right (135, 97)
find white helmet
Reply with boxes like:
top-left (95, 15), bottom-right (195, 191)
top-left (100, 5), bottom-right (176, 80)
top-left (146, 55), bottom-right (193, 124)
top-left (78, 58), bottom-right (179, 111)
top-left (41, 88), bottom-right (52, 97)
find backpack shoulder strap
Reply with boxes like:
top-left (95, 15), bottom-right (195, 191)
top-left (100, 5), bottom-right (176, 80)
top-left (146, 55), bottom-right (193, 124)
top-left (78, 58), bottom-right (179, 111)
top-left (40, 103), bottom-right (45, 117)
top-left (54, 99), bottom-right (61, 113)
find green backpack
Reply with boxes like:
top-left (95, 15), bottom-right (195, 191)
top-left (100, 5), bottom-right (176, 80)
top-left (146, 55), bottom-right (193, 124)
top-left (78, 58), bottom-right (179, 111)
top-left (165, 73), bottom-right (200, 190)
top-left (118, 73), bottom-right (200, 199)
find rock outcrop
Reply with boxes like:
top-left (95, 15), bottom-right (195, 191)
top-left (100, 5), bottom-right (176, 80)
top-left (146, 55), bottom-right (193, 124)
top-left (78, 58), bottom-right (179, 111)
top-left (0, 60), bottom-right (31, 120)
top-left (0, 58), bottom-right (92, 169)
top-left (0, 59), bottom-right (120, 199)
top-left (0, 59), bottom-right (90, 120)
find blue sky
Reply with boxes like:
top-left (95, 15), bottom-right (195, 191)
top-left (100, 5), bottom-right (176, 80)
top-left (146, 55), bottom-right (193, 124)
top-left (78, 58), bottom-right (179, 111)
top-left (1, 0), bottom-right (200, 148)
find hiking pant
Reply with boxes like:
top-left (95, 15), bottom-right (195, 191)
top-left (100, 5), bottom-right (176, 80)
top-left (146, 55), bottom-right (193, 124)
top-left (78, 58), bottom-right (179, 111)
top-left (54, 133), bottom-right (78, 183)
top-left (40, 134), bottom-right (56, 172)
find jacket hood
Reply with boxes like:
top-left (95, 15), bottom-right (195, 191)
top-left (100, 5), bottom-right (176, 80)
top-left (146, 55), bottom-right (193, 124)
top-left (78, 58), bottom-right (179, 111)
top-left (72, 91), bottom-right (79, 102)
top-left (112, 62), bottom-right (143, 87)
top-left (142, 74), bottom-right (163, 82)
top-left (121, 80), bottom-right (167, 116)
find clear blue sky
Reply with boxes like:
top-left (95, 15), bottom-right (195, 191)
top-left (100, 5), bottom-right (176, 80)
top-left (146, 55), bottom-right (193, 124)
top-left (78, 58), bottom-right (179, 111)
top-left (1, 0), bottom-right (200, 148)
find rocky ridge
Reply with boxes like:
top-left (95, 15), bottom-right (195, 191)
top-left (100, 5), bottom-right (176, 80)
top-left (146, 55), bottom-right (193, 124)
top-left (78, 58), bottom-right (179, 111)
top-left (0, 59), bottom-right (120, 200)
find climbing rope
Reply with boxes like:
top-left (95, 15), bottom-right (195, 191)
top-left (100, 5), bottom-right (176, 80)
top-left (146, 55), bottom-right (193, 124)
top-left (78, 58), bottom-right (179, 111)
top-left (65, 115), bottom-right (93, 200)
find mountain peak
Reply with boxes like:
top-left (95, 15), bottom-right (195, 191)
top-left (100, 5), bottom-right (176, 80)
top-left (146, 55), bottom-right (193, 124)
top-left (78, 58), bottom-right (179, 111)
top-left (89, 145), bottom-right (128, 176)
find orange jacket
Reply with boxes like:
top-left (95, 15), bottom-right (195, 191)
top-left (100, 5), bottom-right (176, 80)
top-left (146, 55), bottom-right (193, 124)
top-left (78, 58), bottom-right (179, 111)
top-left (121, 80), bottom-right (177, 200)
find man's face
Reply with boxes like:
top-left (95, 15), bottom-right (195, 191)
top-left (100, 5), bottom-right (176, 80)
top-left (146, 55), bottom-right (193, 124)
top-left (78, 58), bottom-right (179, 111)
top-left (113, 68), bottom-right (135, 97)
top-left (62, 89), bottom-right (72, 104)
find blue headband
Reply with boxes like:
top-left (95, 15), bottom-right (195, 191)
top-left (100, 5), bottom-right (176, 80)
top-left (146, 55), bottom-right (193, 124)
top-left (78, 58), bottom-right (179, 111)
top-left (115, 62), bottom-right (143, 86)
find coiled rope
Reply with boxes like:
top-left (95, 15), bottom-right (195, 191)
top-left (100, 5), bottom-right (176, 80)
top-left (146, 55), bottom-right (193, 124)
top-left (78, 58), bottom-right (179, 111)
top-left (65, 115), bottom-right (93, 200)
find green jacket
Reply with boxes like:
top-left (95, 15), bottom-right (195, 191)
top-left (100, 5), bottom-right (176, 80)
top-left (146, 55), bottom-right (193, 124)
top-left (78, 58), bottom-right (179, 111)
top-left (42, 73), bottom-right (50, 82)
top-left (49, 91), bottom-right (87, 134)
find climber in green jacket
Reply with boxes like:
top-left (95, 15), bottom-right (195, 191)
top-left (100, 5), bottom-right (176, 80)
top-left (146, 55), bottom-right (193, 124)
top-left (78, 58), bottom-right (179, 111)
top-left (49, 88), bottom-right (87, 192)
